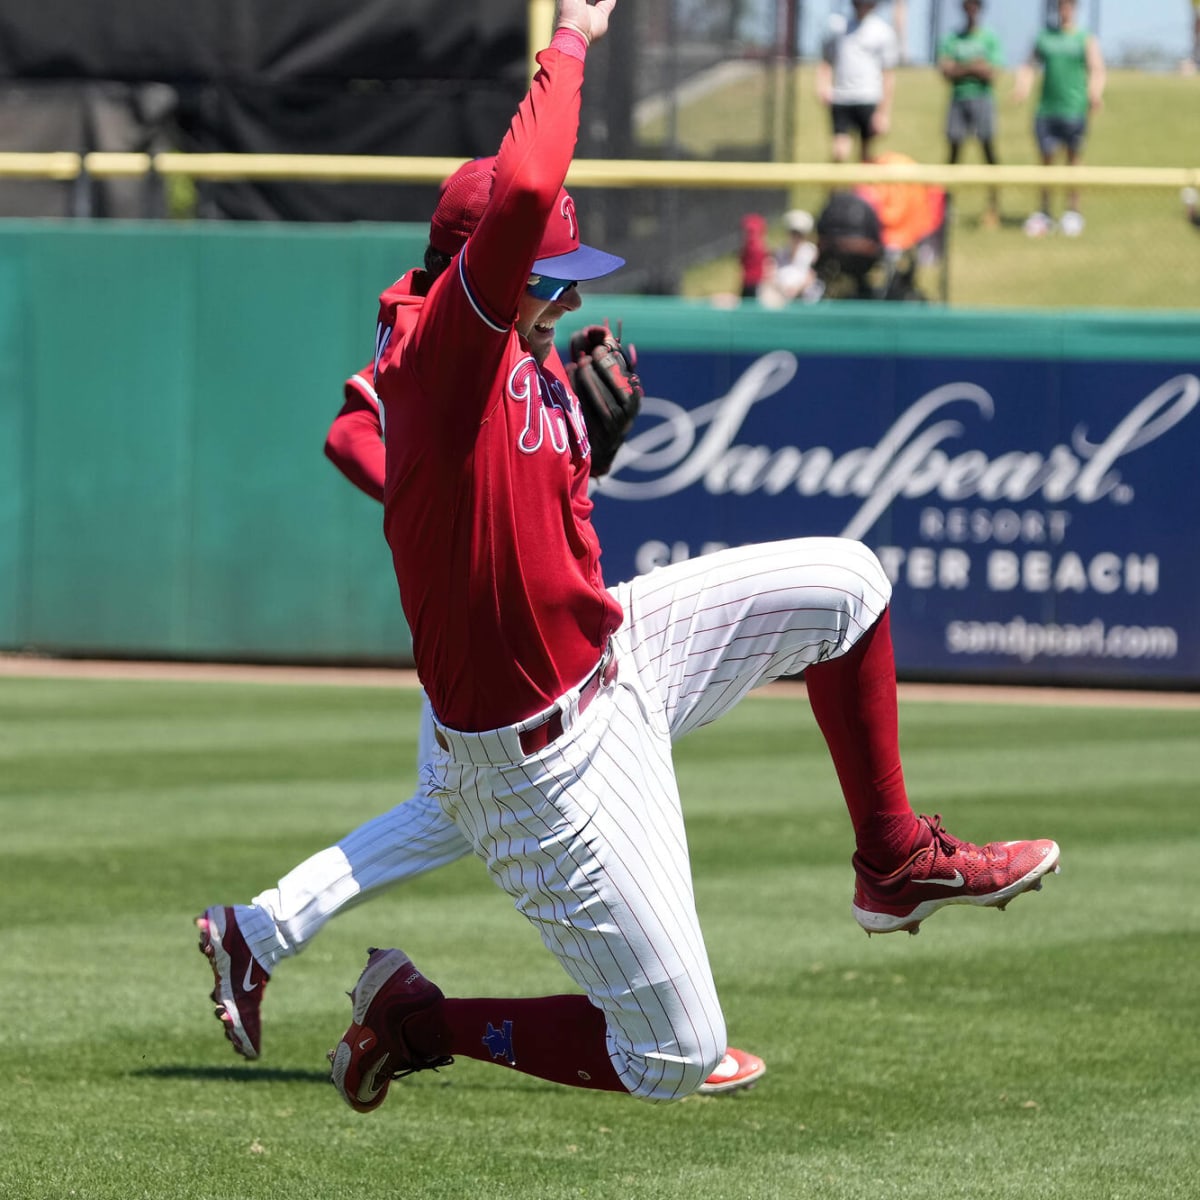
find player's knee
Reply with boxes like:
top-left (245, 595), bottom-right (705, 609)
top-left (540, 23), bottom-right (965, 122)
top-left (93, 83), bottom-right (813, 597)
top-left (615, 1027), bottom-right (726, 1103)
top-left (811, 538), bottom-right (891, 612)
top-left (856, 543), bottom-right (892, 605)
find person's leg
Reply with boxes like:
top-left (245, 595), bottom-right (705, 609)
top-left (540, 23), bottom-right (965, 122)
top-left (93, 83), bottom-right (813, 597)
top-left (613, 538), bottom-right (912, 864)
top-left (249, 792), bottom-right (473, 963)
top-left (331, 677), bottom-right (728, 1109)
top-left (1058, 121), bottom-right (1088, 234)
top-left (858, 104), bottom-right (877, 162)
top-left (612, 538), bottom-right (1058, 934)
top-left (1064, 125), bottom-right (1085, 216)
top-left (197, 693), bottom-right (474, 1057)
top-left (1028, 115), bottom-right (1056, 228)
top-left (976, 99), bottom-right (1000, 222)
top-left (830, 104), bottom-right (853, 164)
top-left (981, 138), bottom-right (999, 218)
top-left (946, 98), bottom-right (966, 166)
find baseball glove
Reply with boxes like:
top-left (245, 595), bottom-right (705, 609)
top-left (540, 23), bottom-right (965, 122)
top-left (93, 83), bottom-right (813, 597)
top-left (566, 324), bottom-right (643, 477)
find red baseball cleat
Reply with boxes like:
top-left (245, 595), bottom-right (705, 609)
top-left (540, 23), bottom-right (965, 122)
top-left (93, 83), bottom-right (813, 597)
top-left (328, 948), bottom-right (452, 1113)
top-left (697, 1047), bottom-right (767, 1094)
top-left (195, 905), bottom-right (270, 1059)
top-left (852, 814), bottom-right (1061, 935)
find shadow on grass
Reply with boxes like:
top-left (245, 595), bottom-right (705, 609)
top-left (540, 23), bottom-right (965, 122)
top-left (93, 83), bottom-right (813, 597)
top-left (133, 1064), bottom-right (330, 1084)
top-left (130, 1064), bottom-right (553, 1094)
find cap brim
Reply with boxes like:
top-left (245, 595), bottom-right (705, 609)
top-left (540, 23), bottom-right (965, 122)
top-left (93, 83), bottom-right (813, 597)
top-left (533, 243), bottom-right (625, 282)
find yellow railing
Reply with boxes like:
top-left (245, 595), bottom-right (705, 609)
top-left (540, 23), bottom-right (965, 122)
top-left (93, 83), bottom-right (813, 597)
top-left (1, 152), bottom-right (1195, 191)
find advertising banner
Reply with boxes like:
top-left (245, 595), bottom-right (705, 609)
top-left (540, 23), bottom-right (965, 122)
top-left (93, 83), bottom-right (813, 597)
top-left (586, 311), bottom-right (1200, 685)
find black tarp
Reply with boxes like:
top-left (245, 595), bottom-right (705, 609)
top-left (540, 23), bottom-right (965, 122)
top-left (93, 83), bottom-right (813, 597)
top-left (0, 0), bottom-right (527, 220)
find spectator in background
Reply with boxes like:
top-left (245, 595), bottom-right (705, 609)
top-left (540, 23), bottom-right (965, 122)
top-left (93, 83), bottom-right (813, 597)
top-left (1013, 0), bottom-right (1106, 238)
top-left (1185, 1), bottom-right (1200, 73)
top-left (855, 151), bottom-right (947, 300)
top-left (1182, 186), bottom-right (1200, 229)
top-left (937, 0), bottom-right (1004, 229)
top-left (889, 1), bottom-right (909, 65)
top-left (817, 0), bottom-right (900, 164)
top-left (759, 209), bottom-right (821, 306)
top-left (738, 212), bottom-right (771, 299)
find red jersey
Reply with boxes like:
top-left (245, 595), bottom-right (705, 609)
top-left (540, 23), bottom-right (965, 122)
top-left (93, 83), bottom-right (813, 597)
top-left (376, 43), bottom-right (622, 732)
top-left (325, 365), bottom-right (385, 502)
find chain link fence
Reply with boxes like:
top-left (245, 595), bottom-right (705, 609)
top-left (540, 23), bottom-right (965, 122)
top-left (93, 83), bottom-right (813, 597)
top-left (573, 0), bottom-right (1199, 308)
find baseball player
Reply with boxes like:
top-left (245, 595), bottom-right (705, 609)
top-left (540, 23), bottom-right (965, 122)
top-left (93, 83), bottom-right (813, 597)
top-left (325, 0), bottom-right (1060, 1111)
top-left (194, 352), bottom-right (765, 1092)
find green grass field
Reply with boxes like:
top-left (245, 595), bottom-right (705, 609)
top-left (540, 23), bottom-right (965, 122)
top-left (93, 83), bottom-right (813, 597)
top-left (647, 64), bottom-right (1200, 308)
top-left (2, 674), bottom-right (1198, 1200)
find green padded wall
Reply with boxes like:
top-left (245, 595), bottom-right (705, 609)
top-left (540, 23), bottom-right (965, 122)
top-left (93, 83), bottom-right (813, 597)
top-left (1, 220), bottom-right (1195, 664)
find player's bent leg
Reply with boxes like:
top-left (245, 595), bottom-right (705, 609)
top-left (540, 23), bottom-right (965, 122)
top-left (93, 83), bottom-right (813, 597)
top-left (199, 789), bottom-right (471, 1058)
top-left (251, 693), bottom-right (471, 964)
top-left (610, 539), bottom-right (1061, 937)
top-left (611, 537), bottom-right (891, 741)
top-left (330, 946), bottom-right (733, 1111)
top-left (420, 681), bottom-right (728, 1103)
top-left (251, 790), bottom-right (472, 962)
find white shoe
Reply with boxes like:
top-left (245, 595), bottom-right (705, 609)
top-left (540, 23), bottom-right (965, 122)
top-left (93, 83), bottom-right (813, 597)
top-left (1060, 210), bottom-right (1085, 237)
top-left (1023, 211), bottom-right (1054, 238)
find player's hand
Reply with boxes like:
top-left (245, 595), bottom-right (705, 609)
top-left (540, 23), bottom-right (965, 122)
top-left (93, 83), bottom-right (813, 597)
top-left (556, 0), bottom-right (617, 46)
top-left (872, 109), bottom-right (891, 137)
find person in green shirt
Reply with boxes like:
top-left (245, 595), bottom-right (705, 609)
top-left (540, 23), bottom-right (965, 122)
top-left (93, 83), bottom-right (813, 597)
top-left (937, 0), bottom-right (1004, 228)
top-left (1013, 0), bottom-right (1106, 237)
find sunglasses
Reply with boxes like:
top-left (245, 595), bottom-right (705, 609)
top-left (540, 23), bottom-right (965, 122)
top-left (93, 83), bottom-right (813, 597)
top-left (526, 274), bottom-right (577, 301)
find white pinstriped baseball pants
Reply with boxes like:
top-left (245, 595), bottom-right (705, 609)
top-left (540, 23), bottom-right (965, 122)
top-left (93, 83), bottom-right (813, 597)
top-left (425, 537), bottom-right (891, 1102)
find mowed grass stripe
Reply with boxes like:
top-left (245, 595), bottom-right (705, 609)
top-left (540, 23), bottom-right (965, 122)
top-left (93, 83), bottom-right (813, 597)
top-left (2, 675), bottom-right (1197, 1200)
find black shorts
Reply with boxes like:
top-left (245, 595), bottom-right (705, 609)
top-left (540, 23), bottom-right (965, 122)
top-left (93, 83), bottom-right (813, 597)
top-left (831, 103), bottom-right (876, 140)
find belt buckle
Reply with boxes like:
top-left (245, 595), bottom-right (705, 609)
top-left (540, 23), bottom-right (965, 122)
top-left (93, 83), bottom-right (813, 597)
top-left (518, 643), bottom-right (614, 758)
top-left (598, 640), bottom-right (617, 688)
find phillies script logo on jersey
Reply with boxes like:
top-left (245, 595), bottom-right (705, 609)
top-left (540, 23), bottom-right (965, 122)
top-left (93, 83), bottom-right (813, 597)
top-left (600, 351), bottom-right (1200, 539)
top-left (508, 355), bottom-right (590, 459)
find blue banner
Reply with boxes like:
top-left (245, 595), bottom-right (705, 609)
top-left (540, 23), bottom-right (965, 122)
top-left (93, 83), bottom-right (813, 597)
top-left (591, 347), bottom-right (1200, 685)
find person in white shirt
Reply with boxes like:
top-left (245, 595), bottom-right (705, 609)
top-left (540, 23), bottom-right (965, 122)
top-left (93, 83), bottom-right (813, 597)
top-left (817, 0), bottom-right (901, 163)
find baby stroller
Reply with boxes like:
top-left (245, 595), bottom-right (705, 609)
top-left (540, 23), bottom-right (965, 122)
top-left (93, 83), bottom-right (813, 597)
top-left (815, 170), bottom-right (948, 302)
top-left (814, 191), bottom-right (890, 300)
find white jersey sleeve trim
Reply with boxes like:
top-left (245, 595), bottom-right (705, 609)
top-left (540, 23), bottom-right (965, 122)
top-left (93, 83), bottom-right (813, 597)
top-left (346, 372), bottom-right (385, 436)
top-left (458, 249), bottom-right (511, 334)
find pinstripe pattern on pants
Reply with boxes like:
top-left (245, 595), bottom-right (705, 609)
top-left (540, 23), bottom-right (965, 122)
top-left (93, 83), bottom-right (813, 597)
top-left (424, 537), bottom-right (892, 1101)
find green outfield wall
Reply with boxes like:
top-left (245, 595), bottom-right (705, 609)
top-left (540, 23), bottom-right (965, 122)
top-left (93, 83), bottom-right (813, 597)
top-left (1, 220), bottom-right (1196, 675)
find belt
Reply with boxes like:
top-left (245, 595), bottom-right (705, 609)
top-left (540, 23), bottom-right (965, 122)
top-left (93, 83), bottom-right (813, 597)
top-left (518, 642), bottom-right (618, 756)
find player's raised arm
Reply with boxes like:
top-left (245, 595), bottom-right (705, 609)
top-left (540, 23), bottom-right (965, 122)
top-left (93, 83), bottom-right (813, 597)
top-left (401, 2), bottom-right (620, 413)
